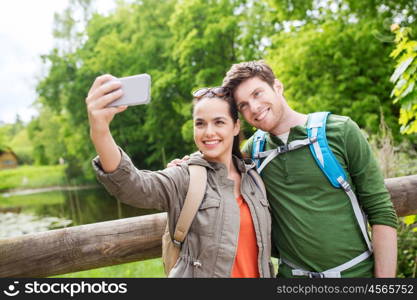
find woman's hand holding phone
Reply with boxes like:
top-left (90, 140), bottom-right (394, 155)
top-left (86, 74), bottom-right (127, 173)
top-left (86, 74), bottom-right (127, 136)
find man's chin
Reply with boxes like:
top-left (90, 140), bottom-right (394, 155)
top-left (253, 122), bottom-right (273, 133)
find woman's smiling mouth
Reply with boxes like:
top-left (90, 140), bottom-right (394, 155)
top-left (203, 140), bottom-right (221, 148)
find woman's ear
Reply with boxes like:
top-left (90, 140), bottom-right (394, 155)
top-left (234, 119), bottom-right (241, 136)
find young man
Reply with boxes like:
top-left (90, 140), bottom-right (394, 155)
top-left (221, 60), bottom-right (398, 278)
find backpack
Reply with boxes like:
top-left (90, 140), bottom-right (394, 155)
top-left (162, 164), bottom-right (207, 276)
top-left (251, 112), bottom-right (373, 278)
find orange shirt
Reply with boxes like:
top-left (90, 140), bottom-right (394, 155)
top-left (231, 195), bottom-right (260, 278)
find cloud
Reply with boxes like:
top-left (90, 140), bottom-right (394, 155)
top-left (0, 0), bottom-right (69, 123)
top-left (0, 0), bottom-right (116, 124)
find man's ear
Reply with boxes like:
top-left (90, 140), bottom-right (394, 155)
top-left (273, 79), bottom-right (284, 94)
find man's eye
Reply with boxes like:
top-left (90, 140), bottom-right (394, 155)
top-left (216, 120), bottom-right (225, 125)
top-left (195, 122), bottom-right (203, 126)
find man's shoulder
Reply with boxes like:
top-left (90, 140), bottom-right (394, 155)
top-left (325, 114), bottom-right (359, 136)
top-left (326, 114), bottom-right (351, 127)
top-left (241, 132), bottom-right (258, 156)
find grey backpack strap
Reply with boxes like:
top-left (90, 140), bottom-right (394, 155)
top-left (256, 138), bottom-right (316, 173)
top-left (281, 250), bottom-right (372, 278)
top-left (172, 165), bottom-right (207, 245)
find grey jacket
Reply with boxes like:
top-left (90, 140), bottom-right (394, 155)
top-left (92, 149), bottom-right (273, 278)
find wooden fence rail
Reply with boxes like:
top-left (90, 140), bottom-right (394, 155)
top-left (1, 175), bottom-right (416, 278)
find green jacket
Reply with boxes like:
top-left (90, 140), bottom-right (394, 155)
top-left (243, 114), bottom-right (398, 277)
top-left (93, 149), bottom-right (274, 278)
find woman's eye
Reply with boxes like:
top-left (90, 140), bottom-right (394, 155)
top-left (239, 104), bottom-right (247, 110)
top-left (216, 120), bottom-right (225, 125)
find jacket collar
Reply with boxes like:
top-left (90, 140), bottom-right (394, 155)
top-left (187, 152), bottom-right (256, 174)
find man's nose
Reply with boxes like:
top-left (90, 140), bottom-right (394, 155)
top-left (249, 99), bottom-right (262, 113)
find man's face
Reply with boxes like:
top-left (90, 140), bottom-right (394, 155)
top-left (233, 76), bottom-right (284, 133)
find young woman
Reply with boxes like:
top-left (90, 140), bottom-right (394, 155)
top-left (86, 74), bottom-right (273, 277)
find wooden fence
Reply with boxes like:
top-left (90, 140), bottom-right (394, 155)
top-left (1, 174), bottom-right (416, 278)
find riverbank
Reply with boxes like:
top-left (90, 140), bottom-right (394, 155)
top-left (0, 164), bottom-right (96, 192)
top-left (1, 184), bottom-right (99, 197)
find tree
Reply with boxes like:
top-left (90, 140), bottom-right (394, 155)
top-left (34, 0), bottom-right (274, 177)
top-left (267, 19), bottom-right (401, 137)
top-left (33, 0), bottom-right (417, 177)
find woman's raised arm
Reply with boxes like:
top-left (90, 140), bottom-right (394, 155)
top-left (86, 74), bottom-right (127, 173)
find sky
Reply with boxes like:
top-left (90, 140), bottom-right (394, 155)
top-left (0, 0), bottom-right (116, 124)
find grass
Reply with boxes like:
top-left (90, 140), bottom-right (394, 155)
top-left (0, 165), bottom-right (67, 192)
top-left (55, 257), bottom-right (279, 278)
top-left (53, 258), bottom-right (165, 278)
top-left (0, 191), bottom-right (65, 208)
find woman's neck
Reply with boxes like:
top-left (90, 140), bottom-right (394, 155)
top-left (203, 153), bottom-right (238, 178)
top-left (206, 153), bottom-right (242, 198)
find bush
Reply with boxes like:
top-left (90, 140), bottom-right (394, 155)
top-left (397, 216), bottom-right (417, 278)
top-left (369, 119), bottom-right (417, 277)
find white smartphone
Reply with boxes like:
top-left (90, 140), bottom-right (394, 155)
top-left (107, 73), bottom-right (151, 107)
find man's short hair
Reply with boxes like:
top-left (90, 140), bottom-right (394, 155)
top-left (222, 60), bottom-right (276, 94)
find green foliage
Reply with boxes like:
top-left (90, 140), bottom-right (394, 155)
top-left (267, 0), bottom-right (417, 25)
top-left (369, 120), bottom-right (417, 278)
top-left (0, 120), bottom-right (34, 164)
top-left (390, 26), bottom-right (417, 134)
top-left (9, 128), bottom-right (34, 165)
top-left (267, 19), bottom-right (402, 138)
top-left (27, 107), bottom-right (67, 166)
top-left (0, 165), bottom-right (67, 192)
top-left (0, 125), bottom-right (11, 151)
top-left (0, 192), bottom-right (65, 209)
top-left (26, 0), bottom-right (417, 175)
top-left (32, 0), bottom-right (272, 177)
top-left (397, 216), bottom-right (417, 278)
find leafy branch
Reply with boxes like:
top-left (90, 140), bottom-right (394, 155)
top-left (390, 25), bottom-right (417, 134)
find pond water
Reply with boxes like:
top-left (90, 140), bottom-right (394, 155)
top-left (0, 186), bottom-right (159, 238)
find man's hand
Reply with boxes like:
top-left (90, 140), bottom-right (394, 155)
top-left (166, 155), bottom-right (190, 168)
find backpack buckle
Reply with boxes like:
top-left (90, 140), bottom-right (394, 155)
top-left (308, 272), bottom-right (325, 278)
top-left (172, 239), bottom-right (182, 247)
top-left (277, 145), bottom-right (289, 153)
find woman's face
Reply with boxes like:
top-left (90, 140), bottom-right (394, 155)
top-left (193, 97), bottom-right (240, 164)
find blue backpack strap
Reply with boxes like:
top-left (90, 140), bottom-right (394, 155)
top-left (306, 112), bottom-right (347, 188)
top-left (251, 129), bottom-right (267, 169)
top-left (307, 112), bottom-right (373, 256)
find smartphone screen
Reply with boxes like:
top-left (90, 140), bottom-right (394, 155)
top-left (107, 73), bottom-right (151, 107)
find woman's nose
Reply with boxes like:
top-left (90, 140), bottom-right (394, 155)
top-left (204, 124), bottom-right (215, 136)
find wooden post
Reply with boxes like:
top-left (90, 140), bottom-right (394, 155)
top-left (0, 213), bottom-right (167, 278)
top-left (0, 175), bottom-right (416, 278)
top-left (385, 174), bottom-right (417, 217)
